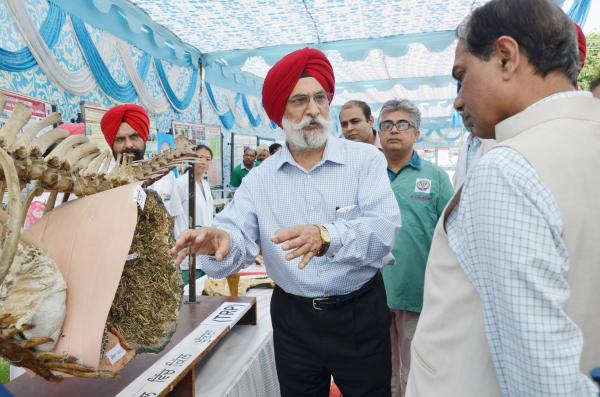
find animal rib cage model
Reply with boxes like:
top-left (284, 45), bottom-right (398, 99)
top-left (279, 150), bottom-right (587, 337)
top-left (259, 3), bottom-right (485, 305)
top-left (0, 93), bottom-right (196, 381)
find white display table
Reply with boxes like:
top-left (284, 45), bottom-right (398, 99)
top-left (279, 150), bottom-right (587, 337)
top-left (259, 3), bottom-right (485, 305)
top-left (194, 289), bottom-right (280, 397)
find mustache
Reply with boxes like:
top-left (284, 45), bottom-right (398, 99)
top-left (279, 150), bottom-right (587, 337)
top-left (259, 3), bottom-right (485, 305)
top-left (292, 115), bottom-right (328, 129)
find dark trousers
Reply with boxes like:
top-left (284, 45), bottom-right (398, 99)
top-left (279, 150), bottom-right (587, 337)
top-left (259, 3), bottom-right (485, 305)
top-left (271, 273), bottom-right (392, 397)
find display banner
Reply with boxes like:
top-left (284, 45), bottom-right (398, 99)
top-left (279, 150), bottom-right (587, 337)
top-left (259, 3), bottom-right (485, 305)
top-left (81, 102), bottom-right (109, 152)
top-left (172, 120), bottom-right (223, 187)
top-left (0, 88), bottom-right (53, 130)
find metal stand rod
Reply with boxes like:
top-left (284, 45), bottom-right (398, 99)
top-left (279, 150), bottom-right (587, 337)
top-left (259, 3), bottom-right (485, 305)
top-left (187, 164), bottom-right (196, 302)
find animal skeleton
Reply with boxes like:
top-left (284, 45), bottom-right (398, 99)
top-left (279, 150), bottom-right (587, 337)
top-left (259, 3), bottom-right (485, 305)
top-left (0, 93), bottom-right (198, 381)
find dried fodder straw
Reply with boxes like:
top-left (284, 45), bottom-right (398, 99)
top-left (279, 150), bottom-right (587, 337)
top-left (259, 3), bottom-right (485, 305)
top-left (106, 190), bottom-right (183, 353)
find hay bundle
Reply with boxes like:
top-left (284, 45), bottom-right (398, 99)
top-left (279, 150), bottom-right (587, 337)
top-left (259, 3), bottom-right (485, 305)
top-left (106, 189), bottom-right (183, 353)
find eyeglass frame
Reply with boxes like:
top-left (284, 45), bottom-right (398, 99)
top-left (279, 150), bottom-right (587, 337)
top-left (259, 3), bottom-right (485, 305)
top-left (378, 119), bottom-right (416, 133)
top-left (287, 91), bottom-right (331, 109)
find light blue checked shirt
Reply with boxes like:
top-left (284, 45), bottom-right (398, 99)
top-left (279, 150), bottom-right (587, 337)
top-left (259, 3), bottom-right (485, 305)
top-left (447, 92), bottom-right (598, 397)
top-left (199, 136), bottom-right (401, 297)
top-left (465, 133), bottom-right (482, 172)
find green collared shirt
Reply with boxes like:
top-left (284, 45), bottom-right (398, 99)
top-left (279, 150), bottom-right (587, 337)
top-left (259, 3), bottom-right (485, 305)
top-left (381, 150), bottom-right (453, 312)
top-left (230, 164), bottom-right (253, 188)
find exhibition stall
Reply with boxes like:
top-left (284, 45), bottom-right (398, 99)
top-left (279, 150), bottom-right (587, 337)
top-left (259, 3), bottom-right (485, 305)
top-left (0, 0), bottom-right (595, 396)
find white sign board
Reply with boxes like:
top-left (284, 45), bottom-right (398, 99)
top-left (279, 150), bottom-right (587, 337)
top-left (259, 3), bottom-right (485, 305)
top-left (116, 301), bottom-right (252, 397)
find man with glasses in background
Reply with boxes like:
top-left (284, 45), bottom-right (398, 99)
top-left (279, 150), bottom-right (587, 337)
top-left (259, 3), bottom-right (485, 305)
top-left (378, 99), bottom-right (453, 397)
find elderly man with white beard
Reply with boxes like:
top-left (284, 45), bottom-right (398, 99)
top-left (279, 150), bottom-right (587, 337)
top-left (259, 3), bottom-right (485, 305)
top-left (172, 48), bottom-right (401, 396)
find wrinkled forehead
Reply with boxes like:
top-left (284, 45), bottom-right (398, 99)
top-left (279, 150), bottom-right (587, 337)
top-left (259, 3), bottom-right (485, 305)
top-left (288, 76), bottom-right (326, 98)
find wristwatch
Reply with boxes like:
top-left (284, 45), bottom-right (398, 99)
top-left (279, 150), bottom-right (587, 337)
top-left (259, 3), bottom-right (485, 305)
top-left (315, 224), bottom-right (331, 257)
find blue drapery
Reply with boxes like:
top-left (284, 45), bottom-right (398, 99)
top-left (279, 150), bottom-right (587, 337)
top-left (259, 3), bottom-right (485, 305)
top-left (0, 1), bottom-right (182, 111)
top-left (205, 82), bottom-right (235, 129)
top-left (137, 53), bottom-right (150, 81)
top-left (71, 15), bottom-right (151, 102)
top-left (154, 58), bottom-right (198, 111)
top-left (568, 0), bottom-right (591, 26)
top-left (0, 2), bottom-right (64, 71)
top-left (71, 14), bottom-right (138, 102)
top-left (241, 94), bottom-right (261, 127)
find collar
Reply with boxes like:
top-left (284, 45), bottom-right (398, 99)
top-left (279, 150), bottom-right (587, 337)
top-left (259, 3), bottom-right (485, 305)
top-left (526, 90), bottom-right (592, 111)
top-left (387, 150), bottom-right (421, 180)
top-left (273, 136), bottom-right (345, 171)
top-left (408, 150), bottom-right (421, 169)
top-left (467, 133), bottom-right (480, 146)
top-left (496, 91), bottom-right (595, 143)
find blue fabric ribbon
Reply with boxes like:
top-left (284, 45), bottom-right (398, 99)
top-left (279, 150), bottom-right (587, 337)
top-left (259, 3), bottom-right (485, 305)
top-left (205, 82), bottom-right (235, 129)
top-left (241, 94), bottom-right (261, 127)
top-left (154, 58), bottom-right (198, 111)
top-left (0, 2), bottom-right (64, 71)
top-left (568, 0), bottom-right (591, 26)
top-left (71, 14), bottom-right (138, 102)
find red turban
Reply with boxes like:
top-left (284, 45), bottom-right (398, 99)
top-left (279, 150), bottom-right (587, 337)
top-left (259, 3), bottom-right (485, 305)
top-left (262, 48), bottom-right (335, 128)
top-left (100, 104), bottom-right (149, 148)
top-left (574, 22), bottom-right (586, 72)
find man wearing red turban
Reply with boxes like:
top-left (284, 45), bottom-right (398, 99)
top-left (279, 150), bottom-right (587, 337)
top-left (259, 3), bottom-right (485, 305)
top-left (100, 104), bottom-right (149, 161)
top-left (100, 104), bottom-right (183, 220)
top-left (261, 47), bottom-right (335, 129)
top-left (173, 48), bottom-right (400, 396)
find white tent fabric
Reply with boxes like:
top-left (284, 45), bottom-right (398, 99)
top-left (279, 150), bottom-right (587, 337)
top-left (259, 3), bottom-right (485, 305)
top-left (130, 0), bottom-right (489, 141)
top-left (131, 1), bottom-right (485, 53)
top-left (5, 0), bottom-right (96, 96)
top-left (125, 0), bottom-right (576, 145)
top-left (116, 40), bottom-right (171, 113)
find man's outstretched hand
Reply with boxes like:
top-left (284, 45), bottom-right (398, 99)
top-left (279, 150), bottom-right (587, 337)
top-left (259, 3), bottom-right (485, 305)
top-left (171, 227), bottom-right (231, 265)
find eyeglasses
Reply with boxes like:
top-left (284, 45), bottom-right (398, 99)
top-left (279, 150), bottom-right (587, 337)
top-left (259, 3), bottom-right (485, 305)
top-left (379, 119), bottom-right (415, 132)
top-left (287, 92), bottom-right (330, 109)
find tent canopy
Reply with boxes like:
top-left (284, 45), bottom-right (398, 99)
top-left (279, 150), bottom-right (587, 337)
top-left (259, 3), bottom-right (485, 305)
top-left (129, 0), bottom-right (583, 140)
top-left (46, 0), bottom-right (589, 144)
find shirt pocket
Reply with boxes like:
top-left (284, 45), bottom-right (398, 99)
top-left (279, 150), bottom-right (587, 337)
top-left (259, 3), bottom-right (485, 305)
top-left (335, 204), bottom-right (361, 221)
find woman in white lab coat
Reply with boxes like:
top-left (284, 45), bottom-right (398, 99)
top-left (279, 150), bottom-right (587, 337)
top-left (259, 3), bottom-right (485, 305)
top-left (174, 144), bottom-right (214, 284)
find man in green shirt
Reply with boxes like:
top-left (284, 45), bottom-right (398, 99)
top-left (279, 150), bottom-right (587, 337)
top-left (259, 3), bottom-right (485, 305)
top-left (229, 146), bottom-right (257, 193)
top-left (378, 99), bottom-right (453, 397)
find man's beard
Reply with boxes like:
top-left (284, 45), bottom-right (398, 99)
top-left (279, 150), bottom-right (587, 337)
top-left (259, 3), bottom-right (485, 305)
top-left (112, 142), bottom-right (146, 161)
top-left (281, 115), bottom-right (331, 150)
